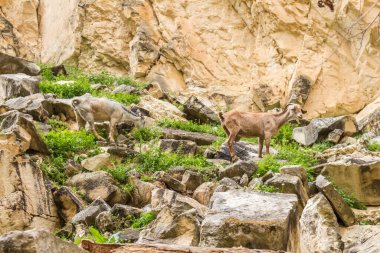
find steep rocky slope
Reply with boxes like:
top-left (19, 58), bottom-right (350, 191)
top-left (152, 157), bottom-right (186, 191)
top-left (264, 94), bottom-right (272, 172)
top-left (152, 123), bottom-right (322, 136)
top-left (1, 0), bottom-right (379, 117)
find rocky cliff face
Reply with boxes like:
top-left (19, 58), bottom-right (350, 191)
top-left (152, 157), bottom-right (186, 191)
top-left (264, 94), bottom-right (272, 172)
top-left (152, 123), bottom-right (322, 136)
top-left (1, 0), bottom-right (380, 117)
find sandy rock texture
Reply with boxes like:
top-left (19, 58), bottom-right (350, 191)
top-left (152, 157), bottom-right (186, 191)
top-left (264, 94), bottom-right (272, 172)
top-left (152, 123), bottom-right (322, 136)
top-left (1, 0), bottom-right (380, 116)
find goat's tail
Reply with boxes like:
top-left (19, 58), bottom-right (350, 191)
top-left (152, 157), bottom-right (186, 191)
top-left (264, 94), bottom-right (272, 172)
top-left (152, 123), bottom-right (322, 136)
top-left (218, 111), bottom-right (225, 122)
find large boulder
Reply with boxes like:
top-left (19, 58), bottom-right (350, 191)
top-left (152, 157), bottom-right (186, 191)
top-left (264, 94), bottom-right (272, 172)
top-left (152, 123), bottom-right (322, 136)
top-left (67, 171), bottom-right (127, 205)
top-left (321, 160), bottom-right (380, 206)
top-left (0, 110), bottom-right (48, 153)
top-left (199, 190), bottom-right (299, 252)
top-left (183, 96), bottom-right (219, 124)
top-left (0, 74), bottom-right (40, 102)
top-left (339, 225), bottom-right (380, 253)
top-left (316, 175), bottom-right (355, 226)
top-left (181, 170), bottom-right (204, 192)
top-left (216, 141), bottom-right (277, 161)
top-left (0, 151), bottom-right (59, 234)
top-left (52, 186), bottom-right (84, 223)
top-left (299, 193), bottom-right (343, 253)
top-left (138, 95), bottom-right (186, 121)
top-left (0, 229), bottom-right (88, 253)
top-left (139, 189), bottom-right (208, 246)
top-left (355, 95), bottom-right (380, 134)
top-left (292, 116), bottom-right (357, 146)
top-left (322, 159), bottom-right (380, 206)
top-left (155, 171), bottom-right (186, 193)
top-left (160, 128), bottom-right (218, 145)
top-left (280, 165), bottom-right (309, 192)
top-left (0, 52), bottom-right (40, 76)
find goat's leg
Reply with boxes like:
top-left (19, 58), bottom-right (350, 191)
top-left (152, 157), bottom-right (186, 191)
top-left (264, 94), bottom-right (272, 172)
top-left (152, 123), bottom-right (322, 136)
top-left (89, 120), bottom-right (106, 141)
top-left (74, 111), bottom-right (86, 131)
top-left (109, 119), bottom-right (117, 144)
top-left (265, 136), bottom-right (271, 155)
top-left (258, 137), bottom-right (264, 158)
top-left (227, 131), bottom-right (239, 162)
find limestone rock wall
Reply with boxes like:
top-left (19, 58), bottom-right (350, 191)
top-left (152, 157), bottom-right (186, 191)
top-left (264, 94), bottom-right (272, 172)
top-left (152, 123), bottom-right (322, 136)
top-left (1, 0), bottom-right (380, 117)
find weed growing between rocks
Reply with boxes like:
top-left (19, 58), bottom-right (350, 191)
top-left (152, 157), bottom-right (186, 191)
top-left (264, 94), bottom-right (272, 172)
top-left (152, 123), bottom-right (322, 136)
top-left (158, 118), bottom-right (226, 137)
top-left (367, 142), bottom-right (380, 152)
top-left (254, 184), bottom-right (279, 193)
top-left (130, 211), bottom-right (156, 230)
top-left (335, 186), bottom-right (367, 210)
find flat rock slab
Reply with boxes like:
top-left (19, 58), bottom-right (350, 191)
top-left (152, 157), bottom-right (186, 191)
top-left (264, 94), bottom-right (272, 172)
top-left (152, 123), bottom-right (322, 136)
top-left (321, 161), bottom-right (380, 205)
top-left (160, 128), bottom-right (218, 145)
top-left (0, 73), bottom-right (41, 102)
top-left (316, 175), bottom-right (355, 226)
top-left (216, 141), bottom-right (277, 161)
top-left (200, 190), bottom-right (299, 252)
top-left (111, 243), bottom-right (287, 253)
top-left (0, 52), bottom-right (40, 76)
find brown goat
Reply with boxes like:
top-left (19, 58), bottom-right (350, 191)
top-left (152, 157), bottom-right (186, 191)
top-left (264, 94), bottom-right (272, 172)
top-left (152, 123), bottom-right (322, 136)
top-left (219, 104), bottom-right (306, 161)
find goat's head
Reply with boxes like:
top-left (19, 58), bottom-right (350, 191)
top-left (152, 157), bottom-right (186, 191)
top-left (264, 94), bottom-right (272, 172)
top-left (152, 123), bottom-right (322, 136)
top-left (285, 103), bottom-right (307, 123)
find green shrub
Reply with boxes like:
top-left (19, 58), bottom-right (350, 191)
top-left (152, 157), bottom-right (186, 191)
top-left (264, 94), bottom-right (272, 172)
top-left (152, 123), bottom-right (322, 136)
top-left (103, 165), bottom-right (129, 184)
top-left (40, 156), bottom-right (67, 186)
top-left (48, 119), bottom-right (69, 131)
top-left (135, 148), bottom-right (212, 173)
top-left (158, 119), bottom-right (225, 137)
top-left (74, 226), bottom-right (118, 245)
top-left (132, 127), bottom-right (161, 143)
top-left (131, 211), bottom-right (156, 229)
top-left (272, 123), bottom-right (295, 146)
top-left (256, 155), bottom-right (282, 177)
top-left (43, 129), bottom-right (97, 158)
top-left (254, 183), bottom-right (279, 193)
top-left (92, 91), bottom-right (140, 105)
top-left (367, 142), bottom-right (380, 152)
top-left (40, 78), bottom-right (91, 98)
top-left (335, 187), bottom-right (367, 210)
top-left (88, 71), bottom-right (146, 89)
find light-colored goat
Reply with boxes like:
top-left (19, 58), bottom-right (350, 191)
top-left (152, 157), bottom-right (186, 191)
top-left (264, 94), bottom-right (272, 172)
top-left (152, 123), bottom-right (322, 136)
top-left (219, 103), bottom-right (306, 161)
top-left (72, 94), bottom-right (145, 143)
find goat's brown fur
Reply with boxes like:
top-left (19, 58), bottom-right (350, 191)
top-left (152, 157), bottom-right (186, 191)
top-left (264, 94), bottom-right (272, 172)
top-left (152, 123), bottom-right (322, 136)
top-left (219, 104), bottom-right (306, 161)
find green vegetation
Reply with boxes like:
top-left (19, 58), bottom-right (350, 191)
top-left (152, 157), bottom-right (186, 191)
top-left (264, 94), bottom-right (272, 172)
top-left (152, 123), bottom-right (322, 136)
top-left (158, 118), bottom-right (225, 137)
top-left (367, 142), bottom-right (380, 152)
top-left (39, 65), bottom-right (144, 105)
top-left (359, 220), bottom-right (375, 225)
top-left (254, 183), bottom-right (279, 193)
top-left (74, 226), bottom-right (119, 245)
top-left (135, 148), bottom-right (213, 173)
top-left (132, 127), bottom-right (162, 143)
top-left (40, 129), bottom-right (98, 185)
top-left (256, 155), bottom-right (282, 177)
top-left (131, 211), bottom-right (156, 229)
top-left (335, 187), bottom-right (367, 210)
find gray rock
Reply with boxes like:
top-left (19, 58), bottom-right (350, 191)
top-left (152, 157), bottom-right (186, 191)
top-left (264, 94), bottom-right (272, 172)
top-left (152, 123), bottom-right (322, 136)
top-left (181, 170), bottom-right (204, 192)
top-left (316, 175), bottom-right (355, 226)
top-left (95, 211), bottom-right (115, 233)
top-left (327, 129), bottom-right (344, 143)
top-left (0, 52), bottom-right (40, 76)
top-left (215, 177), bottom-right (242, 192)
top-left (72, 198), bottom-right (111, 225)
top-left (129, 176), bottom-right (157, 207)
top-left (265, 173), bottom-right (309, 207)
top-left (107, 146), bottom-right (137, 158)
top-left (0, 110), bottom-right (48, 153)
top-left (113, 84), bottom-right (139, 94)
top-left (111, 228), bottom-right (140, 243)
top-left (0, 229), bottom-right (87, 253)
top-left (0, 73), bottom-right (40, 102)
top-left (355, 95), bottom-right (380, 134)
top-left (239, 173), bottom-right (249, 187)
top-left (159, 139), bottom-right (199, 155)
top-left (52, 186), bottom-right (84, 223)
top-left (81, 153), bottom-right (112, 172)
top-left (216, 141), bottom-right (277, 161)
top-left (293, 116), bottom-right (358, 146)
top-left (183, 96), bottom-right (219, 124)
top-left (218, 159), bottom-right (258, 179)
top-left (339, 225), bottom-right (380, 253)
top-left (67, 171), bottom-right (127, 205)
top-left (199, 190), bottom-right (299, 252)
top-left (110, 204), bottom-right (142, 218)
top-left (168, 166), bottom-right (187, 181)
top-left (160, 128), bottom-right (217, 145)
top-left (300, 193), bottom-right (343, 253)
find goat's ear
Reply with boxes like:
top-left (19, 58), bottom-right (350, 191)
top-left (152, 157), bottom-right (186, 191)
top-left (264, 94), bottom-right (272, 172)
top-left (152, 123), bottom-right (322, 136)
top-left (301, 109), bottom-right (307, 114)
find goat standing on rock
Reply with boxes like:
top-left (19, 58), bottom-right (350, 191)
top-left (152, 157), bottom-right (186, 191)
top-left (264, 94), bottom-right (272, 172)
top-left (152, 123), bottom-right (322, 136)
top-left (72, 94), bottom-right (145, 143)
top-left (219, 103), bottom-right (306, 161)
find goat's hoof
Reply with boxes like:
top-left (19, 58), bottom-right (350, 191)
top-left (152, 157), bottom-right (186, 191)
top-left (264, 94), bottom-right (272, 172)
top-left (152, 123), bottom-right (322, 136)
top-left (231, 157), bottom-right (239, 163)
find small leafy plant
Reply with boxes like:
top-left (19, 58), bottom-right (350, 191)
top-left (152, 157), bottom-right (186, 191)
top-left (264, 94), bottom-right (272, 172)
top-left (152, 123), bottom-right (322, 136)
top-left (254, 183), bottom-right (279, 193)
top-left (132, 127), bottom-right (162, 143)
top-left (131, 211), bottom-right (156, 229)
top-left (335, 187), bottom-right (367, 210)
